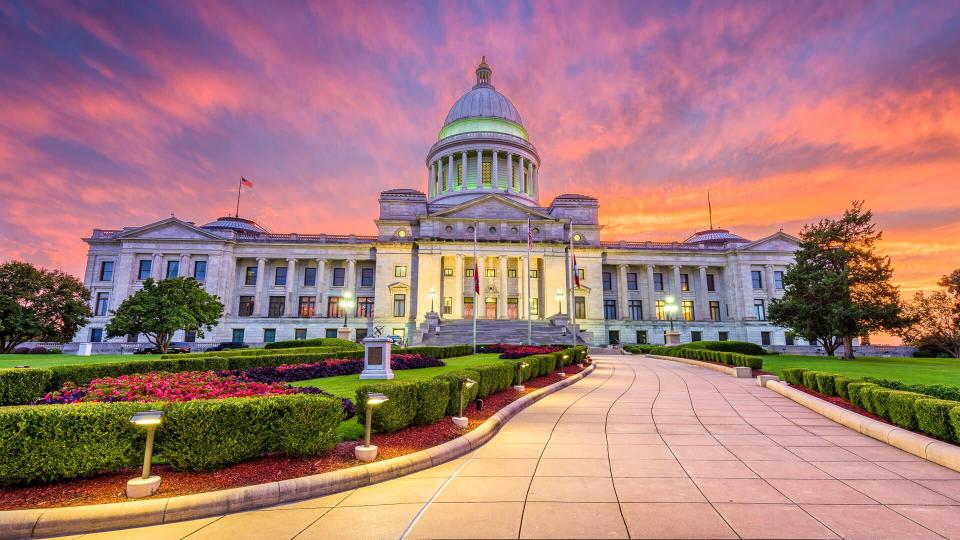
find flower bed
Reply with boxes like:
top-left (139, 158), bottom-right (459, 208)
top-left (220, 354), bottom-right (444, 384)
top-left (486, 344), bottom-right (562, 359)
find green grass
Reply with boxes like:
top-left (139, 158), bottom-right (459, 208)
top-left (290, 353), bottom-right (504, 399)
top-left (0, 353), bottom-right (164, 369)
top-left (761, 354), bottom-right (960, 388)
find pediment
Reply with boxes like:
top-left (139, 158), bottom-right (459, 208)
top-left (741, 232), bottom-right (800, 252)
top-left (430, 194), bottom-right (552, 221)
top-left (117, 217), bottom-right (225, 241)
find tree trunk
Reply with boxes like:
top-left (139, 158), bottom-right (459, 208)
top-left (842, 335), bottom-right (855, 359)
top-left (158, 332), bottom-right (171, 354)
top-left (819, 336), bottom-right (838, 356)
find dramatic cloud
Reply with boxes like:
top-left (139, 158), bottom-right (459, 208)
top-left (2, 0), bottom-right (958, 301)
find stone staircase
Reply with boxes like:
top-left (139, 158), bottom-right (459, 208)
top-left (418, 319), bottom-right (592, 346)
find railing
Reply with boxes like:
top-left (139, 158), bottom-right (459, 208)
top-left (600, 240), bottom-right (728, 251)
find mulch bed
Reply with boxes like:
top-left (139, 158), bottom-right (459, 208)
top-left (788, 383), bottom-right (893, 424)
top-left (0, 363), bottom-right (587, 510)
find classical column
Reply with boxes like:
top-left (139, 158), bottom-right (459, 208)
top-left (481, 256), bottom-right (492, 319)
top-left (646, 264), bottom-right (656, 320)
top-left (519, 256), bottom-right (527, 318)
top-left (180, 254), bottom-right (191, 278)
top-left (618, 264), bottom-right (629, 319)
top-left (315, 259), bottom-right (326, 317)
top-left (346, 259), bottom-right (357, 295)
top-left (429, 161), bottom-right (435, 197)
top-left (519, 157), bottom-right (526, 193)
top-left (492, 150), bottom-right (498, 188)
top-left (765, 264), bottom-right (776, 298)
top-left (698, 266), bottom-right (709, 321)
top-left (255, 257), bottom-right (267, 316)
top-left (527, 160), bottom-right (534, 196)
top-left (454, 254), bottom-right (465, 318)
top-left (673, 265), bottom-right (683, 303)
top-left (460, 151), bottom-right (467, 188)
top-left (532, 164), bottom-right (538, 198)
top-left (498, 256), bottom-right (508, 319)
top-left (284, 258), bottom-right (296, 316)
top-left (477, 149), bottom-right (483, 188)
top-left (506, 152), bottom-right (514, 190)
top-left (152, 253), bottom-right (162, 280)
top-left (447, 153), bottom-right (453, 191)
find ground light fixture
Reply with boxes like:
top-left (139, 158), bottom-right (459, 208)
top-left (513, 362), bottom-right (530, 391)
top-left (355, 392), bottom-right (389, 462)
top-left (127, 410), bottom-right (163, 499)
top-left (557, 354), bottom-right (569, 377)
top-left (452, 378), bottom-right (477, 428)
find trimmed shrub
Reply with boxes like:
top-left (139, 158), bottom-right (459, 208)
top-left (949, 406), bottom-right (960, 444)
top-left (414, 379), bottom-right (451, 425)
top-left (158, 397), bottom-right (273, 470)
top-left (781, 368), bottom-right (807, 386)
top-left (847, 382), bottom-right (877, 409)
top-left (28, 347), bottom-right (49, 355)
top-left (884, 391), bottom-right (924, 429)
top-left (914, 399), bottom-right (960, 442)
top-left (862, 377), bottom-right (960, 402)
top-left (437, 369), bottom-right (482, 415)
top-left (834, 376), bottom-right (852, 400)
top-left (0, 368), bottom-right (53, 406)
top-left (397, 345), bottom-right (474, 359)
top-left (12, 347), bottom-right (30, 354)
top-left (677, 340), bottom-right (766, 355)
top-left (355, 381), bottom-right (420, 433)
top-left (268, 394), bottom-right (345, 456)
top-left (264, 337), bottom-right (358, 350)
top-left (801, 371), bottom-right (821, 390)
top-left (815, 373), bottom-right (837, 397)
top-left (862, 387), bottom-right (892, 418)
top-left (475, 363), bottom-right (514, 397)
top-left (624, 345), bottom-right (655, 354)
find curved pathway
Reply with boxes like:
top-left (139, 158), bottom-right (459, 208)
top-left (67, 354), bottom-right (960, 539)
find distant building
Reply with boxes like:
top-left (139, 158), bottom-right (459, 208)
top-left (77, 59), bottom-right (800, 348)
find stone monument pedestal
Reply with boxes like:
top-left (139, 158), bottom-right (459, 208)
top-left (665, 331), bottom-right (681, 346)
top-left (76, 343), bottom-right (92, 356)
top-left (360, 337), bottom-right (394, 380)
top-left (337, 326), bottom-right (352, 342)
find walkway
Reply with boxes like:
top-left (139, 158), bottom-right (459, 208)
top-left (70, 354), bottom-right (960, 539)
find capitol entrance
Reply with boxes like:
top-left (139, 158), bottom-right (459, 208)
top-left (485, 298), bottom-right (497, 319)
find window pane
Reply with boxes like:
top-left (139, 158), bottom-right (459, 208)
top-left (238, 296), bottom-right (254, 316)
top-left (166, 260), bottom-right (179, 279)
top-left (263, 329), bottom-right (276, 343)
top-left (574, 296), bottom-right (586, 319)
top-left (602, 272), bottom-right (612, 290)
top-left (603, 299), bottom-right (616, 319)
top-left (193, 261), bottom-right (206, 281)
top-left (774, 271), bottom-right (784, 289)
top-left (95, 292), bottom-right (109, 316)
top-left (361, 268), bottom-right (374, 286)
top-left (327, 296), bottom-right (342, 318)
top-left (709, 301), bottom-right (720, 321)
top-left (333, 267), bottom-right (345, 286)
top-left (304, 267), bottom-right (317, 287)
top-left (100, 261), bottom-right (114, 281)
top-left (295, 328), bottom-right (307, 340)
top-left (232, 329), bottom-right (245, 343)
top-left (358, 296), bottom-right (375, 318)
top-left (299, 296), bottom-right (316, 317)
top-left (394, 265), bottom-right (407, 278)
top-left (682, 300), bottom-right (694, 321)
top-left (752, 270), bottom-right (763, 289)
top-left (653, 273), bottom-right (664, 291)
top-left (706, 274), bottom-right (716, 292)
top-left (245, 266), bottom-right (257, 286)
top-left (138, 260), bottom-right (152, 280)
top-left (393, 294), bottom-right (406, 317)
top-left (275, 266), bottom-right (287, 286)
top-left (656, 300), bottom-right (665, 320)
top-left (629, 300), bottom-right (642, 320)
top-left (680, 274), bottom-right (689, 292)
top-left (268, 296), bottom-right (285, 317)
top-left (627, 273), bottom-right (638, 290)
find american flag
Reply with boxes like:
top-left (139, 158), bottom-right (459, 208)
top-left (241, 177), bottom-right (254, 188)
top-left (527, 218), bottom-right (533, 250)
top-left (474, 261), bottom-right (480, 293)
top-left (573, 253), bottom-right (581, 287)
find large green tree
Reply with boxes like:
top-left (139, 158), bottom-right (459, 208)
top-left (0, 261), bottom-right (91, 353)
top-left (895, 269), bottom-right (960, 358)
top-left (769, 201), bottom-right (904, 359)
top-left (106, 277), bottom-right (224, 353)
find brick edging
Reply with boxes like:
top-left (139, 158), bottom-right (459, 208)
top-left (765, 380), bottom-right (960, 473)
top-left (1, 363), bottom-right (595, 540)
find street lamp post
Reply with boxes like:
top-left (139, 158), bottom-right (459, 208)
top-left (555, 289), bottom-right (564, 314)
top-left (428, 287), bottom-right (436, 312)
top-left (339, 291), bottom-right (354, 328)
top-left (664, 295), bottom-right (680, 345)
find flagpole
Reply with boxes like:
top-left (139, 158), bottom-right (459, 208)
top-left (235, 177), bottom-right (243, 218)
top-left (569, 219), bottom-right (577, 347)
top-left (472, 222), bottom-right (478, 354)
top-left (527, 218), bottom-right (532, 345)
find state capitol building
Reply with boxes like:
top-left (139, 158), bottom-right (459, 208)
top-left (77, 59), bottom-right (800, 348)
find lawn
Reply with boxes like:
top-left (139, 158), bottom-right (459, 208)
top-left (761, 354), bottom-right (960, 388)
top-left (290, 353), bottom-right (504, 399)
top-left (0, 353), bottom-right (161, 369)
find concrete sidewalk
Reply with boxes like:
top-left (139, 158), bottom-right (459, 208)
top-left (65, 354), bottom-right (960, 539)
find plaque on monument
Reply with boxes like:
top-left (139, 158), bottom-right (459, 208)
top-left (360, 337), bottom-right (394, 379)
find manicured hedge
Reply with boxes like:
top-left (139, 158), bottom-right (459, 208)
top-left (264, 337), bottom-right (357, 350)
top-left (861, 377), bottom-right (960, 402)
top-left (414, 379), bottom-right (451, 425)
top-left (166, 345), bottom-right (350, 359)
top-left (815, 373), bottom-right (837, 397)
top-left (397, 345), bottom-right (474, 359)
top-left (436, 369), bottom-right (481, 415)
top-left (624, 345), bottom-right (656, 354)
top-left (475, 363), bottom-right (514, 397)
top-left (644, 346), bottom-right (763, 370)
top-left (847, 382), bottom-right (877, 409)
top-left (915, 399), bottom-right (958, 441)
top-left (0, 368), bottom-right (53, 406)
top-left (781, 368), bottom-right (807, 386)
top-left (678, 340), bottom-right (767, 355)
top-left (355, 381), bottom-right (426, 433)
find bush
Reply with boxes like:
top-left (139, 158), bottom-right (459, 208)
top-left (862, 377), bottom-right (960, 402)
top-left (266, 394), bottom-right (344, 456)
top-left (355, 381), bottom-right (420, 433)
top-left (950, 406), bottom-right (960, 444)
top-left (678, 340), bottom-right (766, 355)
top-left (264, 338), bottom-right (359, 350)
top-left (47, 348), bottom-right (61, 354)
top-left (398, 345), bottom-right (474, 359)
top-left (863, 387), bottom-right (893, 418)
top-left (835, 376), bottom-right (852, 400)
top-left (475, 363), bottom-right (514, 397)
top-left (624, 345), bottom-right (655, 354)
top-left (12, 347), bottom-right (29, 354)
top-left (915, 399), bottom-right (960, 442)
top-left (437, 369), bottom-right (482, 415)
top-left (884, 391), bottom-right (924, 429)
top-left (28, 347), bottom-right (48, 355)
top-left (847, 382), bottom-right (877, 409)
top-left (414, 379), bottom-right (450, 425)
top-left (801, 371), bottom-right (820, 390)
top-left (815, 373), bottom-right (837, 396)
top-left (0, 369), bottom-right (53, 406)
top-left (782, 368), bottom-right (807, 386)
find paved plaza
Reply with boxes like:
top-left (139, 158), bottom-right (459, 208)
top-left (69, 354), bottom-right (960, 539)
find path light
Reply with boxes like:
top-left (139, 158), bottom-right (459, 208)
top-left (452, 378), bottom-right (477, 428)
top-left (557, 354), bottom-right (569, 377)
top-left (127, 410), bottom-right (163, 499)
top-left (513, 362), bottom-right (530, 391)
top-left (355, 392), bottom-right (388, 462)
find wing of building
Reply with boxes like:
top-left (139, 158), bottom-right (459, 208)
top-left (78, 59), bottom-right (802, 349)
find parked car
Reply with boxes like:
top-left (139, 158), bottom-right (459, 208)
top-left (206, 342), bottom-right (249, 352)
top-left (134, 344), bottom-right (191, 355)
top-left (387, 335), bottom-right (404, 346)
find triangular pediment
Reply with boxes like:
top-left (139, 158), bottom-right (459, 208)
top-left (741, 231), bottom-right (800, 252)
top-left (430, 194), bottom-right (552, 221)
top-left (117, 217), bottom-right (226, 241)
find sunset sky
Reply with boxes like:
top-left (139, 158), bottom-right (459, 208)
top-left (2, 0), bottom-right (958, 296)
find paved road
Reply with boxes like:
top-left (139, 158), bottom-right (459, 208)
top-left (70, 354), bottom-right (960, 539)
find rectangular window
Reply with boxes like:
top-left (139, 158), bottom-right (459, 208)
top-left (482, 160), bottom-right (492, 186)
top-left (394, 265), bottom-right (407, 278)
top-left (327, 296), bottom-right (342, 318)
top-left (304, 267), bottom-right (317, 287)
top-left (785, 333), bottom-right (795, 346)
top-left (325, 328), bottom-right (338, 338)
top-left (275, 266), bottom-right (287, 286)
top-left (656, 300), bottom-right (666, 320)
top-left (508, 268), bottom-right (517, 278)
top-left (193, 260), bottom-right (206, 281)
top-left (245, 266), bottom-right (257, 286)
top-left (358, 296), bottom-right (375, 318)
top-left (603, 299), bottom-right (617, 320)
top-left (95, 292), bottom-right (109, 316)
top-left (754, 299), bottom-right (766, 320)
top-left (751, 270), bottom-right (763, 289)
top-left (184, 330), bottom-right (196, 343)
top-left (719, 331), bottom-right (729, 341)
top-left (575, 296), bottom-right (586, 319)
top-left (682, 300), bottom-right (695, 321)
top-left (627, 273), bottom-right (638, 290)
top-left (577, 268), bottom-right (585, 281)
top-left (263, 328), bottom-right (276, 343)
top-left (232, 328), bottom-right (245, 343)
top-left (361, 268), bottom-right (374, 287)
top-left (333, 267), bottom-right (346, 286)
top-left (653, 272), bottom-right (664, 291)
top-left (761, 331), bottom-right (771, 346)
top-left (602, 272), bottom-right (613, 291)
top-left (393, 294), bottom-right (406, 317)
top-left (295, 328), bottom-right (307, 340)
top-left (465, 268), bottom-right (475, 278)
top-left (486, 268), bottom-right (496, 278)
top-left (529, 269), bottom-right (539, 278)
top-left (126, 333), bottom-right (138, 343)
top-left (529, 298), bottom-right (539, 315)
top-left (392, 328), bottom-right (406, 343)
top-left (774, 271), bottom-right (785, 289)
top-left (636, 330), bottom-right (648, 344)
top-left (89, 328), bottom-right (103, 342)
top-left (680, 273), bottom-right (690, 292)
top-left (238, 296), bottom-right (254, 317)
top-left (166, 260), bottom-right (179, 279)
top-left (268, 296), bottom-right (285, 317)
top-left (138, 260), bottom-right (152, 281)
top-left (443, 297), bottom-right (452, 315)
top-left (298, 296), bottom-right (316, 317)
top-left (443, 267), bottom-right (454, 277)
top-left (99, 261), bottom-right (114, 281)
top-left (706, 274), bottom-right (716, 292)
top-left (629, 300), bottom-right (642, 320)
top-left (691, 331), bottom-right (703, 342)
top-left (709, 301), bottom-right (721, 321)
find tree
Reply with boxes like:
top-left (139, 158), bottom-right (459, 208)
top-left (0, 261), bottom-right (91, 353)
top-left (769, 201), bottom-right (905, 359)
top-left (895, 270), bottom-right (960, 358)
top-left (106, 277), bottom-right (224, 353)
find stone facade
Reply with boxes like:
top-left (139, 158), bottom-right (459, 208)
top-left (75, 60), bottom-right (801, 348)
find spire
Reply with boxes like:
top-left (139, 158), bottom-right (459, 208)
top-left (475, 56), bottom-right (492, 87)
top-left (707, 190), bottom-right (714, 230)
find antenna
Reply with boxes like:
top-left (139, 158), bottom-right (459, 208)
top-left (707, 190), bottom-right (714, 230)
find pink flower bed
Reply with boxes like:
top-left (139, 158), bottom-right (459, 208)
top-left (488, 344), bottom-right (563, 359)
